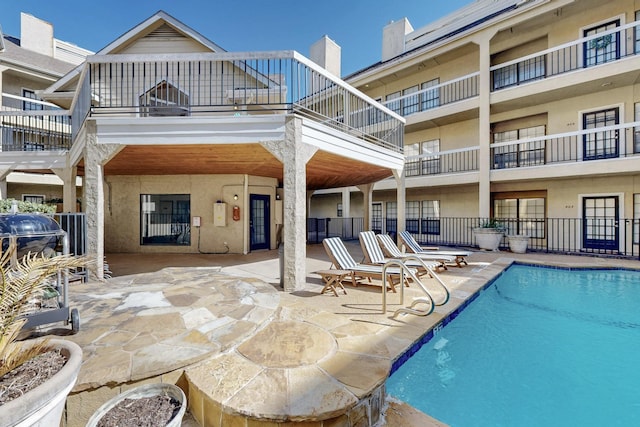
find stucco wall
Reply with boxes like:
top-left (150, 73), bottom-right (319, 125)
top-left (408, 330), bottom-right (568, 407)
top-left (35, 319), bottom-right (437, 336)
top-left (104, 174), bottom-right (278, 253)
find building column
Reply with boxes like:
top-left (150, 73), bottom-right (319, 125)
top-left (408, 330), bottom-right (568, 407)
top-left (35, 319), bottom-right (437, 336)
top-left (341, 188), bottom-right (351, 218)
top-left (52, 166), bottom-right (78, 212)
top-left (357, 183), bottom-right (373, 231)
top-left (83, 122), bottom-right (122, 279)
top-left (0, 169), bottom-right (11, 199)
top-left (392, 168), bottom-right (406, 242)
top-left (476, 33), bottom-right (495, 219)
top-left (261, 116), bottom-right (317, 292)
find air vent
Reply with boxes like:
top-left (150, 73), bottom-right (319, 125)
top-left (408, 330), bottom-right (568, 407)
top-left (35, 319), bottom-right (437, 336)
top-left (146, 24), bottom-right (185, 39)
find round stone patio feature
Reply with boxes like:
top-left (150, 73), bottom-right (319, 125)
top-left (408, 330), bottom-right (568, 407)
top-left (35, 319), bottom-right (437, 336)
top-left (237, 321), bottom-right (336, 368)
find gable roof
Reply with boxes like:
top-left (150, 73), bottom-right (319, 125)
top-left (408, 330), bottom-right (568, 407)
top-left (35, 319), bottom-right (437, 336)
top-left (97, 10), bottom-right (226, 55)
top-left (0, 33), bottom-right (77, 79)
top-left (42, 10), bottom-right (227, 103)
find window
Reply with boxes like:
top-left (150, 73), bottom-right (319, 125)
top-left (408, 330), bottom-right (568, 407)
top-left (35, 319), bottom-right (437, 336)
top-left (492, 57), bottom-right (545, 90)
top-left (371, 202), bottom-right (383, 234)
top-left (421, 200), bottom-right (441, 235)
top-left (406, 201), bottom-right (420, 233)
top-left (584, 20), bottom-right (620, 67)
top-left (493, 126), bottom-right (545, 169)
top-left (386, 91), bottom-right (401, 115)
top-left (22, 195), bottom-right (45, 204)
top-left (22, 89), bottom-right (43, 111)
top-left (421, 140), bottom-right (441, 175)
top-left (405, 140), bottom-right (440, 177)
top-left (405, 144), bottom-right (421, 177)
top-left (385, 201), bottom-right (397, 235)
top-left (494, 197), bottom-right (545, 238)
top-left (403, 85), bottom-right (420, 116)
top-left (140, 194), bottom-right (190, 245)
top-left (421, 79), bottom-right (440, 110)
top-left (337, 203), bottom-right (343, 218)
top-left (582, 108), bottom-right (619, 160)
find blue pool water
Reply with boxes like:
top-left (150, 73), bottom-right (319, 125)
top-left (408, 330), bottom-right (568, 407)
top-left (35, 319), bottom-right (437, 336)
top-left (386, 264), bottom-right (640, 427)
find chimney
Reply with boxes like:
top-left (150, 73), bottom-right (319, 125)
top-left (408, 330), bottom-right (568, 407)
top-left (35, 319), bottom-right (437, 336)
top-left (310, 35), bottom-right (341, 78)
top-left (20, 13), bottom-right (54, 57)
top-left (382, 18), bottom-right (413, 62)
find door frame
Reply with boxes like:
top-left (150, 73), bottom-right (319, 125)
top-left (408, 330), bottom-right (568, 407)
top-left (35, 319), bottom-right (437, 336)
top-left (249, 194), bottom-right (270, 251)
top-left (580, 193), bottom-right (622, 251)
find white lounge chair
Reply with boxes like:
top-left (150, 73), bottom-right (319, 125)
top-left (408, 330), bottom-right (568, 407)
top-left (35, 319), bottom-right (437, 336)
top-left (322, 237), bottom-right (421, 293)
top-left (359, 231), bottom-right (448, 273)
top-left (399, 230), bottom-right (471, 267)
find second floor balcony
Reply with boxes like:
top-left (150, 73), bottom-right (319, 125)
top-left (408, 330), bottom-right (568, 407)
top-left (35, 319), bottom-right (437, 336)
top-left (403, 121), bottom-right (640, 185)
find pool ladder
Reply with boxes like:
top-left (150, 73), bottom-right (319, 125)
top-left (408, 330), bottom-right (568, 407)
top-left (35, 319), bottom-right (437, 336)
top-left (382, 255), bottom-right (450, 318)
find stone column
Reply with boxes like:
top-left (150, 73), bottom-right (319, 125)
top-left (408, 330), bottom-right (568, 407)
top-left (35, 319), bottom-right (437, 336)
top-left (261, 116), bottom-right (317, 292)
top-left (83, 122), bottom-right (122, 279)
top-left (52, 166), bottom-right (78, 212)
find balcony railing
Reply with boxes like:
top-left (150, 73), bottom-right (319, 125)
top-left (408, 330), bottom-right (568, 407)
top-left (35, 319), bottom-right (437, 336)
top-left (0, 93), bottom-right (72, 152)
top-left (491, 20), bottom-right (640, 90)
top-left (312, 216), bottom-right (640, 259)
top-left (382, 73), bottom-right (479, 118)
top-left (490, 121), bottom-right (640, 170)
top-left (405, 146), bottom-right (479, 177)
top-left (70, 51), bottom-right (404, 153)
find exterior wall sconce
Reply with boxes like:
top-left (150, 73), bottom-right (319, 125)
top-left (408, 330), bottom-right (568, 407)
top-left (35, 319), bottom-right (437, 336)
top-left (233, 194), bottom-right (239, 201)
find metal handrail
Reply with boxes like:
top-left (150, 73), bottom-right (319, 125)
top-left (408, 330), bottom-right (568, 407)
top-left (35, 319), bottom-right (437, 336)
top-left (381, 259), bottom-right (435, 318)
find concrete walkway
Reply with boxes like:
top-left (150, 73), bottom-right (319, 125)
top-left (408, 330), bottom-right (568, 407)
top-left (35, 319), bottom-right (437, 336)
top-left (50, 242), bottom-right (639, 426)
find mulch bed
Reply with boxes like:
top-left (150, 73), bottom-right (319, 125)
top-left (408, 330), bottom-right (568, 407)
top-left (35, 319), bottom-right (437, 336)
top-left (0, 349), bottom-right (66, 405)
top-left (96, 395), bottom-right (181, 427)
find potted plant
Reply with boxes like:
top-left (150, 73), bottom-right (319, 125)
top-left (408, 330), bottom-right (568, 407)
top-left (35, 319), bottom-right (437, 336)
top-left (0, 244), bottom-right (88, 426)
top-left (86, 382), bottom-right (187, 427)
top-left (472, 219), bottom-right (505, 251)
top-left (507, 234), bottom-right (530, 253)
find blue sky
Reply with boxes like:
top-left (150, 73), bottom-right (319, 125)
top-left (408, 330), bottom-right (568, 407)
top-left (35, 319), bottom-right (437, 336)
top-left (2, 0), bottom-right (473, 76)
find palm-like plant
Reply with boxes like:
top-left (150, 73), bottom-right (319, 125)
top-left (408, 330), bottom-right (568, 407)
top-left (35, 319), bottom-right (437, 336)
top-left (0, 243), bottom-right (88, 376)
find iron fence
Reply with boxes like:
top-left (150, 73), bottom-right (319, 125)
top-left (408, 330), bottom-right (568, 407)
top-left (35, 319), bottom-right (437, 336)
top-left (307, 217), bottom-right (364, 243)
top-left (309, 216), bottom-right (640, 259)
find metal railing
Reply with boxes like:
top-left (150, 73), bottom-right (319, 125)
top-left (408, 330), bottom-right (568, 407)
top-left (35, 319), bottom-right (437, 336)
top-left (490, 121), bottom-right (640, 169)
top-left (406, 146), bottom-right (479, 176)
top-left (491, 20), bottom-right (640, 90)
top-left (54, 212), bottom-right (88, 280)
top-left (382, 73), bottom-right (479, 117)
top-left (307, 217), bottom-right (364, 243)
top-left (1, 93), bottom-right (72, 152)
top-left (311, 216), bottom-right (640, 259)
top-left (69, 51), bottom-right (404, 153)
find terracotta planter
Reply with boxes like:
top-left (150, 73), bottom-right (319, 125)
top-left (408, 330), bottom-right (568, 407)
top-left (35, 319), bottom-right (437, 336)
top-left (86, 383), bottom-right (186, 427)
top-left (508, 235), bottom-right (530, 254)
top-left (473, 228), bottom-right (504, 251)
top-left (0, 339), bottom-right (83, 427)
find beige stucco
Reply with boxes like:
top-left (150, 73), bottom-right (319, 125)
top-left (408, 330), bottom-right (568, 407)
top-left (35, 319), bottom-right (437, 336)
top-left (104, 174), bottom-right (278, 253)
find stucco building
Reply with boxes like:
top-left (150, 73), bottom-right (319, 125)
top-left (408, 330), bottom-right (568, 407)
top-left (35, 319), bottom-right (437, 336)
top-left (0, 11), bottom-right (406, 290)
top-left (312, 0), bottom-right (640, 257)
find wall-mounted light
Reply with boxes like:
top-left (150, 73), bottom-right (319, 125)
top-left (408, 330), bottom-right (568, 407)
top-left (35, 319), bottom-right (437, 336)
top-left (276, 194), bottom-right (281, 200)
top-left (233, 194), bottom-right (239, 201)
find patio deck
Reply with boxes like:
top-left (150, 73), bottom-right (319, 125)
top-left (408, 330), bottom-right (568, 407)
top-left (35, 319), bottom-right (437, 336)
top-left (32, 242), bottom-right (640, 426)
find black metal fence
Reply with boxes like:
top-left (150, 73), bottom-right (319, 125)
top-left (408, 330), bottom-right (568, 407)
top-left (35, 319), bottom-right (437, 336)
top-left (307, 217), bottom-right (365, 243)
top-left (309, 216), bottom-right (640, 259)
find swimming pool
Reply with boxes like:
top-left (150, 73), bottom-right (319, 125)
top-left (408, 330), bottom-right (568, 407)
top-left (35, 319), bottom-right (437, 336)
top-left (386, 263), bottom-right (640, 427)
